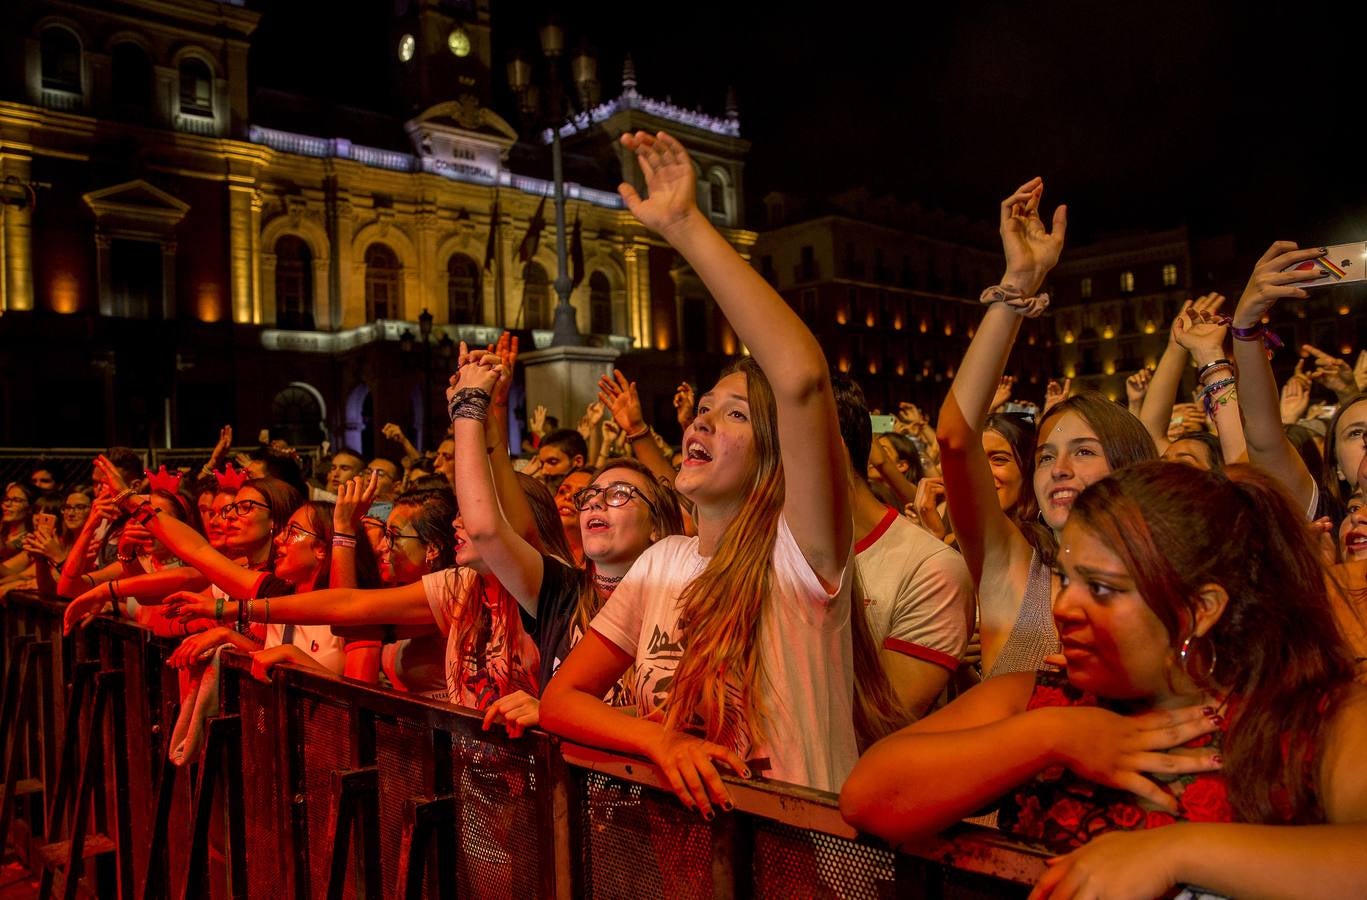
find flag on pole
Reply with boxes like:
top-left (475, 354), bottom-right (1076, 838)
top-left (516, 197), bottom-right (547, 264)
top-left (570, 215), bottom-right (584, 290)
top-left (482, 199), bottom-right (499, 272)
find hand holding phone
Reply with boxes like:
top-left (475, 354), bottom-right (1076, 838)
top-left (33, 512), bottom-right (57, 537)
top-left (1281, 242), bottom-right (1367, 289)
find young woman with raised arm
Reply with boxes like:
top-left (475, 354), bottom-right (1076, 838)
top-left (841, 462), bottom-right (1367, 900)
top-left (936, 178), bottom-right (1156, 679)
top-left (538, 130), bottom-right (854, 818)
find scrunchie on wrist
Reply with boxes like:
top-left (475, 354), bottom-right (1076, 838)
top-left (979, 284), bottom-right (1050, 318)
top-left (448, 387), bottom-right (492, 422)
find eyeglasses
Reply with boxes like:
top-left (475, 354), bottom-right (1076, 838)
top-left (363, 467), bottom-right (395, 480)
top-left (380, 529), bottom-right (425, 546)
top-left (283, 522), bottom-right (321, 543)
top-left (61, 503), bottom-right (91, 513)
top-left (2, 497), bottom-right (29, 507)
top-left (219, 499), bottom-right (271, 519)
top-left (571, 482), bottom-right (653, 512)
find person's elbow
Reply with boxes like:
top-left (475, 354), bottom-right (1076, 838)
top-left (839, 767), bottom-right (906, 841)
top-left (538, 677), bottom-right (573, 734)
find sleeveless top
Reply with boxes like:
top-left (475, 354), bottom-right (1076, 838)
top-left (986, 550), bottom-right (1059, 679)
top-left (997, 670), bottom-right (1235, 850)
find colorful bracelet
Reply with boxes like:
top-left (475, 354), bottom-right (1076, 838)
top-left (1230, 322), bottom-right (1283, 357)
top-left (214, 597), bottom-right (226, 622)
top-left (332, 534), bottom-right (357, 549)
top-left (623, 424), bottom-right (651, 442)
top-left (448, 387), bottom-right (492, 422)
top-left (1195, 358), bottom-right (1233, 383)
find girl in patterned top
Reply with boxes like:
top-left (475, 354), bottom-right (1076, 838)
top-left (843, 461), bottom-right (1367, 899)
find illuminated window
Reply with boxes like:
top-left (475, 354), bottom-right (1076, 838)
top-left (446, 253), bottom-right (480, 324)
top-left (40, 27), bottom-right (82, 93)
top-left (365, 243), bottom-right (401, 321)
top-left (178, 58), bottom-right (213, 116)
top-left (275, 236), bottom-right (313, 330)
top-left (520, 262), bottom-right (549, 329)
top-left (1080, 277), bottom-right (1092, 299)
top-left (1162, 263), bottom-right (1177, 287)
top-left (1120, 271), bottom-right (1134, 293)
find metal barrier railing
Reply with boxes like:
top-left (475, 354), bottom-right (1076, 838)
top-left (1, 591), bottom-right (1047, 899)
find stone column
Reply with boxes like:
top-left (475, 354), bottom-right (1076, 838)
top-left (228, 183), bottom-right (255, 323)
top-left (1, 153), bottom-right (34, 312)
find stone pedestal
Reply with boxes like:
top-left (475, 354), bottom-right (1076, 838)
top-left (520, 345), bottom-right (621, 437)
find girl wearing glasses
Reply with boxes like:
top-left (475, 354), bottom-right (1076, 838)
top-left (539, 131), bottom-right (856, 813)
top-left (449, 347), bottom-right (684, 734)
top-left (1, 482), bottom-right (34, 562)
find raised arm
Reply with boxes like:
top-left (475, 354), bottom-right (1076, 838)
top-left (484, 332), bottom-right (537, 546)
top-left (167, 579), bottom-right (435, 628)
top-left (330, 473), bottom-right (379, 589)
top-left (449, 348), bottom-right (546, 612)
top-left (1231, 242), bottom-right (1325, 512)
top-left (55, 490), bottom-right (119, 597)
top-left (1171, 302), bottom-right (1247, 464)
top-left (598, 369), bottom-right (679, 488)
top-left (619, 130), bottom-right (848, 582)
top-left (938, 179), bottom-right (1064, 589)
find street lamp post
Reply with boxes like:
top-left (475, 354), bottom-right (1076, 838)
top-left (402, 308), bottom-right (454, 450)
top-left (507, 23), bottom-right (598, 347)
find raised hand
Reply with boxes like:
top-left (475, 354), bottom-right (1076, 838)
top-left (530, 404), bottom-right (548, 436)
top-left (896, 402), bottom-right (927, 431)
top-left (1231, 241), bottom-right (1325, 329)
top-left (618, 131), bottom-right (699, 237)
top-left (601, 418), bottom-right (622, 446)
top-left (381, 422), bottom-right (408, 445)
top-left (489, 332), bottom-right (520, 408)
top-left (93, 454), bottom-right (132, 494)
top-left (1302, 344), bottom-right (1356, 398)
top-left (1171, 294), bottom-right (1230, 366)
top-left (1280, 364), bottom-right (1312, 425)
top-left (1125, 369), bottom-right (1152, 410)
top-left (1355, 350), bottom-right (1367, 393)
top-left (208, 425), bottom-right (233, 467)
top-left (1042, 378), bottom-right (1072, 416)
top-left (911, 477), bottom-right (949, 541)
top-left (334, 472), bottom-right (379, 532)
top-left (579, 401), bottom-right (605, 440)
top-left (999, 177), bottom-right (1068, 294)
top-left (990, 376), bottom-right (1017, 413)
top-left (446, 341), bottom-right (502, 404)
top-left (1047, 703), bottom-right (1222, 811)
top-left (481, 690), bottom-right (541, 738)
top-left (673, 382), bottom-right (696, 428)
top-left (598, 369), bottom-right (647, 434)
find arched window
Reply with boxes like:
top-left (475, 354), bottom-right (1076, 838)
top-left (110, 42), bottom-right (151, 117)
top-left (706, 168), bottom-right (732, 226)
top-left (275, 236), bottom-right (313, 330)
top-left (521, 262), bottom-right (549, 330)
top-left (447, 253), bottom-right (480, 324)
top-left (178, 57), bottom-right (213, 116)
top-left (40, 27), bottom-right (82, 93)
top-left (365, 243), bottom-right (400, 321)
top-left (589, 271), bottom-right (612, 334)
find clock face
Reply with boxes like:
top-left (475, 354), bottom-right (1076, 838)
top-left (447, 27), bottom-right (471, 57)
top-left (398, 34), bottom-right (415, 62)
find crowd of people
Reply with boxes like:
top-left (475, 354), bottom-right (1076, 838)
top-left (6, 132), bottom-right (1366, 898)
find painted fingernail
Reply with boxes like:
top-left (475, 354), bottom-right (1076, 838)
top-left (1320, 247), bottom-right (1329, 254)
top-left (1201, 706), bottom-right (1216, 718)
top-left (1211, 754), bottom-right (1223, 766)
top-left (722, 800), bottom-right (734, 812)
top-left (702, 808), bottom-right (715, 822)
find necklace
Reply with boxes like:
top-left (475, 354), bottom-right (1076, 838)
top-left (593, 571), bottom-right (624, 596)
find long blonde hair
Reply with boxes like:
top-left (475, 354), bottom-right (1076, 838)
top-left (662, 358), bottom-right (784, 744)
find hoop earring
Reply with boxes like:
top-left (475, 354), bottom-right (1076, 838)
top-left (1179, 634), bottom-right (1217, 679)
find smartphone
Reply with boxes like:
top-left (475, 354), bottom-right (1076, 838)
top-left (33, 512), bottom-right (57, 536)
top-left (1282, 242), bottom-right (1367, 288)
top-left (869, 414), bottom-right (896, 434)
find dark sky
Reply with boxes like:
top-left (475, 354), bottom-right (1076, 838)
top-left (255, 1), bottom-right (1367, 251)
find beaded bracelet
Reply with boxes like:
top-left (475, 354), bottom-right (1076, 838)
top-left (448, 387), bottom-right (492, 422)
top-left (1199, 377), bottom-right (1238, 418)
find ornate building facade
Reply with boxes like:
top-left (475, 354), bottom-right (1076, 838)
top-left (0, 0), bottom-right (754, 453)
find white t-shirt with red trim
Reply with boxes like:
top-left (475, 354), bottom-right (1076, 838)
top-left (855, 508), bottom-right (972, 672)
top-left (590, 516), bottom-right (857, 794)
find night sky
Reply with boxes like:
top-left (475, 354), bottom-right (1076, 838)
top-left (255, 1), bottom-right (1367, 258)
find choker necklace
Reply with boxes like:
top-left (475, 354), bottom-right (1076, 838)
top-left (593, 571), bottom-right (624, 595)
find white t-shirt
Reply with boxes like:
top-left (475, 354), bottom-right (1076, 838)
top-left (591, 516), bottom-right (857, 794)
top-left (855, 508), bottom-right (972, 672)
top-left (264, 623), bottom-right (348, 675)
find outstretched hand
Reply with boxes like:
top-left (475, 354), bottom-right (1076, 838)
top-left (673, 383), bottom-right (695, 428)
top-left (1280, 363), bottom-right (1312, 425)
top-left (1042, 378), bottom-right (1072, 416)
top-left (1232, 241), bottom-right (1324, 328)
top-left (1170, 294), bottom-right (1229, 365)
top-left (1302, 344), bottom-right (1356, 398)
top-left (999, 177), bottom-right (1067, 294)
top-left (598, 369), bottom-right (647, 434)
top-left (447, 341), bottom-right (503, 403)
top-left (990, 376), bottom-right (1016, 413)
top-left (618, 131), bottom-right (700, 237)
top-left (334, 472), bottom-right (379, 531)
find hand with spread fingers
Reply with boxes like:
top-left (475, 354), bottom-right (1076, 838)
top-left (991, 376), bottom-right (1017, 414)
top-left (1043, 378), bottom-right (1072, 416)
top-left (999, 176), bottom-right (1068, 295)
top-left (673, 382), bottom-right (696, 429)
top-left (1171, 294), bottom-right (1230, 367)
top-left (1280, 362), bottom-right (1312, 425)
top-left (618, 130), bottom-right (703, 238)
top-left (1301, 344), bottom-right (1357, 401)
top-left (598, 369), bottom-right (648, 436)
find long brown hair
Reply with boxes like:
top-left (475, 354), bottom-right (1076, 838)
top-left (1070, 461), bottom-right (1354, 823)
top-left (662, 358), bottom-right (784, 743)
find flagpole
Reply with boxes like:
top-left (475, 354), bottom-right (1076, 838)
top-left (548, 121), bottom-right (582, 346)
top-left (493, 187), bottom-right (505, 325)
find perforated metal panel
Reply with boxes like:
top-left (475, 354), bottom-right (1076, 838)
top-left (297, 696), bottom-right (354, 899)
top-left (241, 676), bottom-right (291, 899)
top-left (578, 771), bottom-right (712, 900)
top-left (375, 716), bottom-right (434, 898)
top-left (451, 735), bottom-right (540, 899)
top-left (752, 820), bottom-right (898, 900)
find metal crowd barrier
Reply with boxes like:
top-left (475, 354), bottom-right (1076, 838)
top-left (1, 590), bottom-right (1047, 899)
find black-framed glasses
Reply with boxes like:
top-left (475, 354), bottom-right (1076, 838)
top-left (571, 482), bottom-right (653, 512)
top-left (61, 503), bottom-right (91, 513)
top-left (283, 522), bottom-right (321, 543)
top-left (380, 528), bottom-right (425, 546)
top-left (219, 499), bottom-right (270, 519)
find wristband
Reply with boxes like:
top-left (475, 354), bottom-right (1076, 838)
top-left (623, 424), bottom-right (651, 442)
top-left (333, 532), bottom-right (356, 540)
top-left (1194, 359), bottom-right (1233, 383)
top-left (448, 388), bottom-right (492, 422)
top-left (332, 535), bottom-right (357, 549)
top-left (131, 502), bottom-right (162, 526)
top-left (214, 597), bottom-right (225, 622)
top-left (108, 580), bottom-right (118, 602)
top-left (979, 283), bottom-right (1050, 319)
top-left (1231, 322), bottom-right (1283, 357)
top-left (116, 549), bottom-right (137, 563)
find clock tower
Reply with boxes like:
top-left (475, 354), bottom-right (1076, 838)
top-left (393, 0), bottom-right (493, 114)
